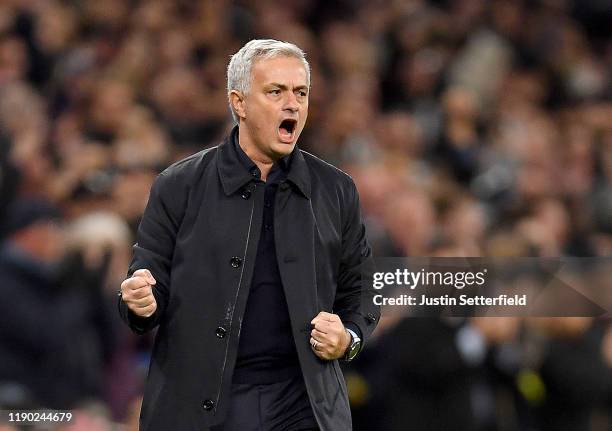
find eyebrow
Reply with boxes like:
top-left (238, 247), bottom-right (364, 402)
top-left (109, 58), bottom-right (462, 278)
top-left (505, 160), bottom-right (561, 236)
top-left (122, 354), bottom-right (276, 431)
top-left (267, 83), bottom-right (309, 91)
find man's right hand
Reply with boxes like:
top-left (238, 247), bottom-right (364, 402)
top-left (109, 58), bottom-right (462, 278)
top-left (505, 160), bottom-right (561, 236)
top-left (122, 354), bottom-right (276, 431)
top-left (121, 269), bottom-right (157, 318)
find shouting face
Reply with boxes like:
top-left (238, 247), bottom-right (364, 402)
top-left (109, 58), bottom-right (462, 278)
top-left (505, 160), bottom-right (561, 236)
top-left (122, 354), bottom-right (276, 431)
top-left (231, 56), bottom-right (309, 161)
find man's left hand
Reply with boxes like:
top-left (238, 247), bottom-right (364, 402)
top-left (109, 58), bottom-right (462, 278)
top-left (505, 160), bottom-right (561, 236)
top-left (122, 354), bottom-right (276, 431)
top-left (310, 311), bottom-right (351, 360)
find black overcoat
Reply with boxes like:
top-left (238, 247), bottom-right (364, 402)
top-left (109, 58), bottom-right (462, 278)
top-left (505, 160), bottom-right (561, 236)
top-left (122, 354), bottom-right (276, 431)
top-left (118, 129), bottom-right (380, 430)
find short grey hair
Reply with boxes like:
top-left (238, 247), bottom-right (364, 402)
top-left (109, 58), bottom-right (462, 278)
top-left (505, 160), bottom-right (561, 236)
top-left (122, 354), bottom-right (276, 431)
top-left (227, 39), bottom-right (310, 123)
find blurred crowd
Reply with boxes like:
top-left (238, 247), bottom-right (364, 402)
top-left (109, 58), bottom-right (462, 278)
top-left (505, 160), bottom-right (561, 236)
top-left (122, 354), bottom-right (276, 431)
top-left (0, 0), bottom-right (611, 430)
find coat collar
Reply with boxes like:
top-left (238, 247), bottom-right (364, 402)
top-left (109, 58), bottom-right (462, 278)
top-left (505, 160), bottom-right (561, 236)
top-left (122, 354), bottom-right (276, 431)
top-left (217, 125), bottom-right (311, 199)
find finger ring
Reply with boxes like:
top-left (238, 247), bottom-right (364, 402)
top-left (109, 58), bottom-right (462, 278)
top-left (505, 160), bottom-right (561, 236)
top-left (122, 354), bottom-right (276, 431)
top-left (311, 339), bottom-right (318, 349)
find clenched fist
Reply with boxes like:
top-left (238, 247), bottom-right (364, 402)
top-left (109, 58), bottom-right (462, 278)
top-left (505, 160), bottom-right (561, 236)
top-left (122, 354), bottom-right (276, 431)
top-left (310, 311), bottom-right (351, 360)
top-left (121, 269), bottom-right (157, 318)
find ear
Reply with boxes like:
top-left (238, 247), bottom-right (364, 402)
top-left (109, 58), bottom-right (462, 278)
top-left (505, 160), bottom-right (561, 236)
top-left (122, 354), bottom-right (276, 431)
top-left (229, 90), bottom-right (246, 120)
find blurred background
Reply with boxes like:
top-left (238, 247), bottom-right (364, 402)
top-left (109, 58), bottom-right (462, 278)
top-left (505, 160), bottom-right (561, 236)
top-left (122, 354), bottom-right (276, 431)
top-left (0, 0), bottom-right (611, 430)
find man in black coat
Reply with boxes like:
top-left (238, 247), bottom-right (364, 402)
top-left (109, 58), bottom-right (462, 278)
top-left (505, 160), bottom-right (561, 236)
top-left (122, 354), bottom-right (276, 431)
top-left (118, 39), bottom-right (380, 431)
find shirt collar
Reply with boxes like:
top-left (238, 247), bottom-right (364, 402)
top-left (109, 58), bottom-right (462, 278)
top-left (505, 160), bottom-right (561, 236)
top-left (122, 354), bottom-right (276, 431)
top-left (218, 125), bottom-right (311, 199)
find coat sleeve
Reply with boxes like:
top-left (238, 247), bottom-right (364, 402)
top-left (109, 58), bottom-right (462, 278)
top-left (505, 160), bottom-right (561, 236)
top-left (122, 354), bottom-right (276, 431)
top-left (334, 177), bottom-right (380, 346)
top-left (118, 170), bottom-right (184, 334)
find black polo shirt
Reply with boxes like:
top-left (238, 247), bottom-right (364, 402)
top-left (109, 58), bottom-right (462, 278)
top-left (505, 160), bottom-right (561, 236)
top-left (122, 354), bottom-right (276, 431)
top-left (231, 134), bottom-right (302, 384)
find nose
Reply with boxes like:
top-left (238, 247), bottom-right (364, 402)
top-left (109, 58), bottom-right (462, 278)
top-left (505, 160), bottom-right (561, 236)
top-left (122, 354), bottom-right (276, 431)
top-left (283, 92), bottom-right (299, 112)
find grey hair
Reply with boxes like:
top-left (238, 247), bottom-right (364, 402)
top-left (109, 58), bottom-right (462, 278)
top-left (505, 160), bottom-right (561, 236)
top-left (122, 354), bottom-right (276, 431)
top-left (227, 39), bottom-right (310, 123)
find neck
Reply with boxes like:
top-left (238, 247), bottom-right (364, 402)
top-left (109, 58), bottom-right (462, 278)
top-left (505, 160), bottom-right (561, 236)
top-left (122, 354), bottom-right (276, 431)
top-left (238, 125), bottom-right (276, 181)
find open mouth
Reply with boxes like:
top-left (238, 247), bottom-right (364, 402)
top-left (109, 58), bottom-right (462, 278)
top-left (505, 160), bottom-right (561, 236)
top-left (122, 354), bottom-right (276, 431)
top-left (278, 119), bottom-right (297, 142)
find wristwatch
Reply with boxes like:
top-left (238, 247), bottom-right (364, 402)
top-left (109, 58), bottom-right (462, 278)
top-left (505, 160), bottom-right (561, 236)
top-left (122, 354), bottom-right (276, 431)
top-left (343, 328), bottom-right (362, 362)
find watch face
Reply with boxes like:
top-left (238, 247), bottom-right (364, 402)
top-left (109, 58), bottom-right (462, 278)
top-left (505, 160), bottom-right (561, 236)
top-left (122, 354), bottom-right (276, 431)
top-left (344, 329), bottom-right (361, 361)
top-left (348, 342), bottom-right (360, 360)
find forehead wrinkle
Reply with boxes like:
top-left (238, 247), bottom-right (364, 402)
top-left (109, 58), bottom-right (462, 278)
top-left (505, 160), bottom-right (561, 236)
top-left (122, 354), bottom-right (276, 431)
top-left (251, 58), bottom-right (309, 89)
top-left (266, 82), bottom-right (309, 91)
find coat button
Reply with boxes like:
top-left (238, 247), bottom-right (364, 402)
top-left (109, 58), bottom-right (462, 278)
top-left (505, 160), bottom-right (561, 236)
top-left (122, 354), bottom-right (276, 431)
top-left (202, 399), bottom-right (215, 411)
top-left (241, 189), bottom-right (251, 199)
top-left (367, 313), bottom-right (377, 323)
top-left (279, 181), bottom-right (290, 191)
top-left (230, 257), bottom-right (242, 268)
top-left (250, 167), bottom-right (260, 178)
top-left (215, 326), bottom-right (227, 338)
